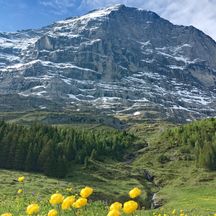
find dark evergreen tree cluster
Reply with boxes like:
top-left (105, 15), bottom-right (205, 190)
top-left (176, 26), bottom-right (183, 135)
top-left (0, 121), bottom-right (134, 178)
top-left (161, 118), bottom-right (216, 170)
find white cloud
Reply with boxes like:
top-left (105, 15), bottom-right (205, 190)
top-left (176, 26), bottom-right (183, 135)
top-left (80, 0), bottom-right (216, 41)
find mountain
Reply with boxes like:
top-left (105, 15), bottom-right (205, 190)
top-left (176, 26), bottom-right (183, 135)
top-left (0, 4), bottom-right (216, 122)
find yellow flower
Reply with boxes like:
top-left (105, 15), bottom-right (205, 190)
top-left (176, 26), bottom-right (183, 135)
top-left (107, 209), bottom-right (121, 216)
top-left (66, 187), bottom-right (73, 193)
top-left (180, 210), bottom-right (184, 216)
top-left (172, 209), bottom-right (176, 215)
top-left (110, 202), bottom-right (122, 211)
top-left (73, 198), bottom-right (87, 208)
top-left (47, 209), bottom-right (58, 216)
top-left (123, 200), bottom-right (138, 214)
top-left (18, 176), bottom-right (25, 183)
top-left (80, 186), bottom-right (93, 198)
top-left (62, 196), bottom-right (76, 210)
top-left (128, 187), bottom-right (141, 199)
top-left (1, 213), bottom-right (13, 216)
top-left (17, 189), bottom-right (23, 194)
top-left (50, 193), bottom-right (64, 205)
top-left (26, 204), bottom-right (40, 215)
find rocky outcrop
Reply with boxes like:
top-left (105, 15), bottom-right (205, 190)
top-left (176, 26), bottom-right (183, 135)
top-left (151, 193), bottom-right (163, 209)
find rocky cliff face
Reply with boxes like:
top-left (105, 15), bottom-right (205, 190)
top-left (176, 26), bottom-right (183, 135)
top-left (0, 4), bottom-right (216, 122)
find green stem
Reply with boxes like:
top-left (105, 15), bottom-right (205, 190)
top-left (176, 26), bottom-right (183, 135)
top-left (71, 208), bottom-right (77, 216)
top-left (57, 204), bottom-right (62, 216)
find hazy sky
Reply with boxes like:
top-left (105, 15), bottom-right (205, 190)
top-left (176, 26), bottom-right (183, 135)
top-left (0, 0), bottom-right (216, 41)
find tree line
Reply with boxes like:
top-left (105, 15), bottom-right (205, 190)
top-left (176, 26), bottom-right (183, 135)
top-left (161, 118), bottom-right (216, 170)
top-left (0, 121), bottom-right (134, 178)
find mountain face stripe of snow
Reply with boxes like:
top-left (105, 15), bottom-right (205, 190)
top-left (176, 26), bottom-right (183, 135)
top-left (57, 4), bottom-right (124, 25)
top-left (0, 4), bottom-right (216, 122)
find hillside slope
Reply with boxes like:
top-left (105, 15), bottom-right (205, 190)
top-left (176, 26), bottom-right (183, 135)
top-left (130, 118), bottom-right (216, 212)
top-left (0, 118), bottom-right (216, 214)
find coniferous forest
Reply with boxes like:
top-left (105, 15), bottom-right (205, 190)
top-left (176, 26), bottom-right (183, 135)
top-left (160, 118), bottom-right (216, 170)
top-left (0, 121), bottom-right (134, 178)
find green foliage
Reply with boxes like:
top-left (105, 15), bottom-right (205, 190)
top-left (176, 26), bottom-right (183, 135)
top-left (0, 121), bottom-right (134, 178)
top-left (157, 154), bottom-right (170, 164)
top-left (160, 118), bottom-right (216, 170)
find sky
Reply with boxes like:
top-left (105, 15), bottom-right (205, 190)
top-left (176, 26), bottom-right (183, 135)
top-left (0, 0), bottom-right (216, 41)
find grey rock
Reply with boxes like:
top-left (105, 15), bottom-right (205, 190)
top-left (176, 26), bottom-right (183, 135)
top-left (151, 193), bottom-right (163, 209)
top-left (0, 4), bottom-right (216, 121)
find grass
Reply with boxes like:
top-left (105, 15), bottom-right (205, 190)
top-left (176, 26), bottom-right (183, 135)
top-left (128, 121), bottom-right (216, 215)
top-left (0, 169), bottom-right (214, 216)
top-left (0, 168), bottom-right (215, 215)
top-left (0, 111), bottom-right (125, 129)
top-left (1, 113), bottom-right (216, 215)
top-left (160, 185), bottom-right (216, 213)
top-left (0, 169), bottom-right (147, 216)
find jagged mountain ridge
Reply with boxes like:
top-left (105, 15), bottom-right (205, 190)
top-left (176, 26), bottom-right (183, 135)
top-left (0, 4), bottom-right (216, 121)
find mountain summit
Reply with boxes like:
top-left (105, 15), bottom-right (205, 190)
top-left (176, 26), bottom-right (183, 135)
top-left (0, 5), bottom-right (216, 121)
